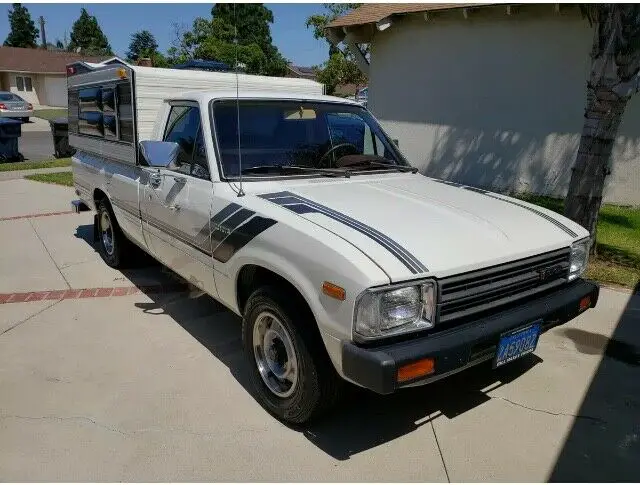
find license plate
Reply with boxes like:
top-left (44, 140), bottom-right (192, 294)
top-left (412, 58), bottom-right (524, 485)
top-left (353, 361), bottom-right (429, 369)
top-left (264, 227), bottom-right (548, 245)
top-left (494, 322), bottom-right (541, 368)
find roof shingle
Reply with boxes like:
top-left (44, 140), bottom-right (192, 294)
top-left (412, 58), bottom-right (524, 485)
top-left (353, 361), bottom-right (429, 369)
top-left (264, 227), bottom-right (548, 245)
top-left (0, 46), bottom-right (107, 74)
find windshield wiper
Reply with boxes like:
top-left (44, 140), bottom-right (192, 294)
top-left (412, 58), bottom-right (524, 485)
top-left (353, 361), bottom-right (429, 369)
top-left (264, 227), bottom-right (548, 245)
top-left (240, 165), bottom-right (350, 178)
top-left (340, 157), bottom-right (419, 173)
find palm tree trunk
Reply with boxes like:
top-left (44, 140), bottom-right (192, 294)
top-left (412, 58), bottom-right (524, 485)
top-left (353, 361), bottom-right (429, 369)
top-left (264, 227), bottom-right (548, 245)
top-left (564, 87), bottom-right (627, 251)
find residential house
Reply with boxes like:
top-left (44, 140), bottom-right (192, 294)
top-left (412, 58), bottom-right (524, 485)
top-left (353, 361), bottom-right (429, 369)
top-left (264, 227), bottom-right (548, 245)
top-left (0, 46), bottom-right (105, 107)
top-left (285, 64), bottom-right (317, 80)
top-left (326, 3), bottom-right (640, 205)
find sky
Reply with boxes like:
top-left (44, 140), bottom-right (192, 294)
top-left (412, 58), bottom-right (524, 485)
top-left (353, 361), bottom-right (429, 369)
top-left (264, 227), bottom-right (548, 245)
top-left (0, 3), bottom-right (331, 67)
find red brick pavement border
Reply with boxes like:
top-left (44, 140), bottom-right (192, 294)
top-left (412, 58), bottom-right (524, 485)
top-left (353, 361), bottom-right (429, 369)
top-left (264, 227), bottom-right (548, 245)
top-left (0, 210), bottom-right (75, 222)
top-left (0, 283), bottom-right (189, 305)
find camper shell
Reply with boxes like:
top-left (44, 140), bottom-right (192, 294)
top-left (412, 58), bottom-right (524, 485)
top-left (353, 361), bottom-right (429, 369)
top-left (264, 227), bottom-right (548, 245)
top-left (65, 57), bottom-right (325, 166)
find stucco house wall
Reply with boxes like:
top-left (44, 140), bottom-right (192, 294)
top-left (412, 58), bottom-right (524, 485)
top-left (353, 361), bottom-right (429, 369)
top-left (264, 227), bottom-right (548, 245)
top-left (368, 7), bottom-right (640, 205)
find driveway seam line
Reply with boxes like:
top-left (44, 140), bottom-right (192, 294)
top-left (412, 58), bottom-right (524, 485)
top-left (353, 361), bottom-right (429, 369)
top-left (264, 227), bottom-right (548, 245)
top-left (494, 396), bottom-right (604, 423)
top-left (28, 217), bottom-right (72, 289)
top-left (0, 299), bottom-right (61, 337)
top-left (430, 419), bottom-right (451, 482)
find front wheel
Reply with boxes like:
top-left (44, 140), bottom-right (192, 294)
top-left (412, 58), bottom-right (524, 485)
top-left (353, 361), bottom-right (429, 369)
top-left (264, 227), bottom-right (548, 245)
top-left (242, 286), bottom-right (341, 424)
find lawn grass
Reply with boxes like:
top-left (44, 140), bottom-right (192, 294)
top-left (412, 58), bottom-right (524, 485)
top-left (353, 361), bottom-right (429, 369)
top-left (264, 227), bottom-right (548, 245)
top-left (33, 108), bottom-right (68, 121)
top-left (0, 158), bottom-right (71, 171)
top-left (516, 193), bottom-right (639, 290)
top-left (24, 171), bottom-right (73, 187)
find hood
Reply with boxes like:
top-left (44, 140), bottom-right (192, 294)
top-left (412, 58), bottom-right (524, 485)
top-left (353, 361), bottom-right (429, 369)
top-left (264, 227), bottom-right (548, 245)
top-left (257, 174), bottom-right (588, 282)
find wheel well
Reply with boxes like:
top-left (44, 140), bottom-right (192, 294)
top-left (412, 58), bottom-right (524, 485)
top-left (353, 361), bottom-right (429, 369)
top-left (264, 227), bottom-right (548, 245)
top-left (236, 265), bottom-right (309, 316)
top-left (93, 188), bottom-right (108, 207)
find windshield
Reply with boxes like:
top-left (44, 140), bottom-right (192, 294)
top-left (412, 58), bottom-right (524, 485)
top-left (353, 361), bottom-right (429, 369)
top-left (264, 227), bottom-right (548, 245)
top-left (212, 100), bottom-right (408, 179)
top-left (0, 93), bottom-right (22, 102)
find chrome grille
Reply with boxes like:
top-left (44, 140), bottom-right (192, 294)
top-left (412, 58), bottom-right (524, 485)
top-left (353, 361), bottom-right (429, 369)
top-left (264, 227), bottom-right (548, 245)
top-left (438, 248), bottom-right (571, 324)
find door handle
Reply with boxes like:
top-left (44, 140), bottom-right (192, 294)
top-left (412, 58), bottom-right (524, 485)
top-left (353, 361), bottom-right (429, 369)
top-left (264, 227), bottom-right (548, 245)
top-left (149, 173), bottom-right (162, 188)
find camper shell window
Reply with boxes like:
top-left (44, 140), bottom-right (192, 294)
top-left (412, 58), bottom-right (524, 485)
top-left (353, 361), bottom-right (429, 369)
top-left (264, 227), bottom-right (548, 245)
top-left (69, 81), bottom-right (134, 144)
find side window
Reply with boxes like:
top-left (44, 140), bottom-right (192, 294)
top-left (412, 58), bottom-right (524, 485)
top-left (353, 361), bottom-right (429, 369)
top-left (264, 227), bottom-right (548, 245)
top-left (163, 106), bottom-right (210, 180)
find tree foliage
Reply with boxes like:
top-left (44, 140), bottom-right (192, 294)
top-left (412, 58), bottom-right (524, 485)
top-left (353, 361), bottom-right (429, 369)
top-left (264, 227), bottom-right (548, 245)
top-left (168, 4), bottom-right (287, 76)
top-left (67, 8), bottom-right (112, 56)
top-left (3, 3), bottom-right (39, 48)
top-left (306, 3), bottom-right (361, 56)
top-left (565, 4), bottom-right (640, 246)
top-left (306, 4), bottom-right (368, 93)
top-left (316, 52), bottom-right (366, 95)
top-left (126, 30), bottom-right (158, 62)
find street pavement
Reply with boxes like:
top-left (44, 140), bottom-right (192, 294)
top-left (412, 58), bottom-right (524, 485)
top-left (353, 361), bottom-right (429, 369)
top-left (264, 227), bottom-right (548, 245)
top-left (0, 177), bottom-right (638, 481)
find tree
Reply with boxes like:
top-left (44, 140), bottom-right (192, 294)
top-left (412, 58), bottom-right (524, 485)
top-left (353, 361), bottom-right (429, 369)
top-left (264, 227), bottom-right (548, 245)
top-left (3, 3), bottom-right (39, 48)
top-left (306, 3), bottom-right (361, 57)
top-left (316, 52), bottom-right (366, 95)
top-left (168, 4), bottom-right (288, 76)
top-left (564, 5), bottom-right (640, 250)
top-left (67, 8), bottom-right (112, 56)
top-left (126, 30), bottom-right (158, 62)
top-left (55, 39), bottom-right (64, 49)
top-left (210, 3), bottom-right (287, 76)
top-left (305, 3), bottom-right (368, 90)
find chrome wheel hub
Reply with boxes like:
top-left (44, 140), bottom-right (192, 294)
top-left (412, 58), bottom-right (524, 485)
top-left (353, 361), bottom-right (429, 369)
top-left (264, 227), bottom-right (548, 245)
top-left (100, 211), bottom-right (114, 256)
top-left (253, 311), bottom-right (298, 398)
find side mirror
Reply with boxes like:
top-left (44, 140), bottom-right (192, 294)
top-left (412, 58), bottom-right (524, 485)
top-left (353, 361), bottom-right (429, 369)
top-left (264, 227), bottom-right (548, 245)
top-left (139, 140), bottom-right (180, 169)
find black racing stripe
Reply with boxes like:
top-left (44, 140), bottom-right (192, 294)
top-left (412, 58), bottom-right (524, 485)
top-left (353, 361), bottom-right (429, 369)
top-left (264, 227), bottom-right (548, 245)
top-left (194, 202), bottom-right (243, 246)
top-left (285, 192), bottom-right (428, 273)
top-left (210, 208), bottom-right (255, 249)
top-left (144, 213), bottom-right (212, 257)
top-left (260, 191), bottom-right (428, 274)
top-left (459, 186), bottom-right (578, 237)
top-left (213, 216), bottom-right (277, 263)
top-left (297, 198), bottom-right (426, 274)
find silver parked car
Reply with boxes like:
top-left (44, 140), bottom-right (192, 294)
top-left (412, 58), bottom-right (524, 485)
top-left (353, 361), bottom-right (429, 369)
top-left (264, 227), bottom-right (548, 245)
top-left (0, 92), bottom-right (33, 122)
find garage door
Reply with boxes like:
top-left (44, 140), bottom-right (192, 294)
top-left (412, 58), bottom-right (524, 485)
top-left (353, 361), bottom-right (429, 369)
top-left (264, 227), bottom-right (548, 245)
top-left (43, 76), bottom-right (68, 107)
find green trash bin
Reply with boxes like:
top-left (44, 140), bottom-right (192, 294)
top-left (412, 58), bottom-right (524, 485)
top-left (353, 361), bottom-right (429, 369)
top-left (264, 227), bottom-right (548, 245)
top-left (49, 117), bottom-right (76, 159)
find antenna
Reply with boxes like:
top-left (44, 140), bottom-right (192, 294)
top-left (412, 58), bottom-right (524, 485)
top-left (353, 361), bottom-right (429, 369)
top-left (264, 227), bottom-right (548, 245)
top-left (234, 3), bottom-right (245, 197)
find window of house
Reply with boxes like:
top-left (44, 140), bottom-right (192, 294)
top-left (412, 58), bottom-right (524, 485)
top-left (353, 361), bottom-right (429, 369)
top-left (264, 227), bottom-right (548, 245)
top-left (163, 105), bottom-right (209, 180)
top-left (15, 76), bottom-right (33, 92)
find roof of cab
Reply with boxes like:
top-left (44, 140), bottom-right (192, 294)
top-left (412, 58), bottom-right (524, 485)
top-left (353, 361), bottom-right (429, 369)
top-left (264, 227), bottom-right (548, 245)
top-left (169, 90), bottom-right (363, 106)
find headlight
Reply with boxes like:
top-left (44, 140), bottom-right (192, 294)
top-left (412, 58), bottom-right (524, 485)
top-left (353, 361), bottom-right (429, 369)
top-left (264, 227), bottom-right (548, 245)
top-left (354, 280), bottom-right (436, 340)
top-left (568, 238), bottom-right (590, 281)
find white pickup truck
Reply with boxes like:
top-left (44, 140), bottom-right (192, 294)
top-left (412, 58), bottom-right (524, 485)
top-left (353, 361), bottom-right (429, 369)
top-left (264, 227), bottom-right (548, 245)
top-left (68, 59), bottom-right (599, 424)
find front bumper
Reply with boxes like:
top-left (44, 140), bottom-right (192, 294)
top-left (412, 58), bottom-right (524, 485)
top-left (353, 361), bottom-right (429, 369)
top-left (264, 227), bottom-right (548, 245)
top-left (341, 279), bottom-right (599, 394)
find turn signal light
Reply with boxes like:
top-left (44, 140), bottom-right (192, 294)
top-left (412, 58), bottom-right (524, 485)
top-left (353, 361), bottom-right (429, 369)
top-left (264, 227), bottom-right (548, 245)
top-left (0, 103), bottom-right (6, 110)
top-left (27, 103), bottom-right (33, 110)
top-left (117, 68), bottom-right (127, 79)
top-left (322, 281), bottom-right (346, 301)
top-left (397, 358), bottom-right (435, 383)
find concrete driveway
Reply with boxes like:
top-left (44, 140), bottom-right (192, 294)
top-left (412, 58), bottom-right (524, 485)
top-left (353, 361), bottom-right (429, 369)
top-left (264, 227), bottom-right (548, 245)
top-left (18, 117), bottom-right (55, 161)
top-left (0, 177), bottom-right (638, 481)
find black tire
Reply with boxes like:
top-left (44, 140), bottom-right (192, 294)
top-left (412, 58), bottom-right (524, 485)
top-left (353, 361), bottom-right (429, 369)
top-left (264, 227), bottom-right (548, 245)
top-left (95, 198), bottom-right (132, 268)
top-left (242, 286), bottom-right (342, 424)
top-left (21, 117), bottom-right (29, 123)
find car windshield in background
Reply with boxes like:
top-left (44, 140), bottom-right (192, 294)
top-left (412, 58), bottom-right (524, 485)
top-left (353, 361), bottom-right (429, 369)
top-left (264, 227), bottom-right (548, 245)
top-left (0, 93), bottom-right (23, 102)
top-left (212, 100), bottom-right (409, 179)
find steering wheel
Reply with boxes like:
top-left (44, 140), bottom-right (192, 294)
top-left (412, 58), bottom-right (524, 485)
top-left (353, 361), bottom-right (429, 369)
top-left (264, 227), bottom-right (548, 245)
top-left (318, 143), bottom-right (359, 168)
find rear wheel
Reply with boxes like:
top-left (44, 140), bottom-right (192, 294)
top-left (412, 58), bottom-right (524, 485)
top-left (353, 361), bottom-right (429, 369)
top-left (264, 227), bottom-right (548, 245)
top-left (242, 286), bottom-right (341, 424)
top-left (21, 117), bottom-right (29, 123)
top-left (96, 199), bottom-right (132, 268)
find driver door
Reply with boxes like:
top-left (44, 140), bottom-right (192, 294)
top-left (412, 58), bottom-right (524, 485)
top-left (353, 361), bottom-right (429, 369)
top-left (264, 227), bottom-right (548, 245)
top-left (140, 103), bottom-right (218, 296)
